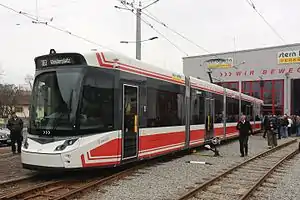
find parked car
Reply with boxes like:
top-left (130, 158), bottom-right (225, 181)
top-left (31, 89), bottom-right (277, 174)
top-left (0, 127), bottom-right (11, 146)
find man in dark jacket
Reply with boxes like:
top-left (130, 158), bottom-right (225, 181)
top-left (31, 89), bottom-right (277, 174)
top-left (7, 112), bottom-right (23, 154)
top-left (263, 115), bottom-right (270, 138)
top-left (236, 115), bottom-right (253, 157)
top-left (267, 116), bottom-right (278, 148)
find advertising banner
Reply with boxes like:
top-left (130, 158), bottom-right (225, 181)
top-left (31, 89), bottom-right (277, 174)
top-left (278, 50), bottom-right (300, 64)
top-left (206, 58), bottom-right (233, 69)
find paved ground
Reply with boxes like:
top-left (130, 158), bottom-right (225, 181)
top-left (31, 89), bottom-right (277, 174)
top-left (0, 154), bottom-right (34, 182)
top-left (0, 146), bottom-right (10, 154)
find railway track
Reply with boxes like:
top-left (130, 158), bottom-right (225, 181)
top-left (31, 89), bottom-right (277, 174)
top-left (0, 151), bottom-right (186, 200)
top-left (177, 139), bottom-right (299, 200)
top-left (0, 164), bottom-right (144, 200)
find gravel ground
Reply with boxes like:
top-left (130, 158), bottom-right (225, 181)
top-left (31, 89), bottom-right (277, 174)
top-left (81, 135), bottom-right (296, 200)
top-left (0, 154), bottom-right (34, 182)
top-left (255, 153), bottom-right (300, 200)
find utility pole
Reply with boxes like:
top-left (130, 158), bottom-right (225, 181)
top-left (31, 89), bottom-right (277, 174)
top-left (116, 0), bottom-right (159, 60)
top-left (136, 1), bottom-right (142, 60)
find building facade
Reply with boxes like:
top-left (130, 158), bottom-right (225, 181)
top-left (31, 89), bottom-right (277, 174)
top-left (183, 43), bottom-right (300, 116)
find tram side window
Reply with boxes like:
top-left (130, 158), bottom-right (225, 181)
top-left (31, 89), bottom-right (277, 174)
top-left (190, 89), bottom-right (205, 125)
top-left (79, 70), bottom-right (114, 133)
top-left (147, 79), bottom-right (185, 127)
top-left (213, 93), bottom-right (223, 123)
top-left (241, 100), bottom-right (253, 121)
top-left (226, 97), bottom-right (239, 122)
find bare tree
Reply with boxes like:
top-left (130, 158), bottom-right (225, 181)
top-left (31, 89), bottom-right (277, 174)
top-left (0, 84), bottom-right (22, 118)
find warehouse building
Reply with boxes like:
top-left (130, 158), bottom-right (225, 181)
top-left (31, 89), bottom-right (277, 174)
top-left (183, 43), bottom-right (300, 116)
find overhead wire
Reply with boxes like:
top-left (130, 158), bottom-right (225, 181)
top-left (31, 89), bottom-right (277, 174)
top-left (142, 9), bottom-right (211, 54)
top-left (0, 3), bottom-right (119, 53)
top-left (140, 7), bottom-right (234, 64)
top-left (244, 0), bottom-right (287, 45)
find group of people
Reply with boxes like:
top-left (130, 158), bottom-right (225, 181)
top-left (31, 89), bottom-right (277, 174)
top-left (263, 114), bottom-right (300, 142)
top-left (236, 113), bottom-right (300, 157)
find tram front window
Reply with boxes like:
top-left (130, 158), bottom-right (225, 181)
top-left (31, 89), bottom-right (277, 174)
top-left (30, 69), bottom-right (82, 135)
top-left (79, 70), bottom-right (114, 134)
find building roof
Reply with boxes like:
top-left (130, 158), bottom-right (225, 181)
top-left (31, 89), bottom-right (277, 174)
top-left (183, 43), bottom-right (300, 59)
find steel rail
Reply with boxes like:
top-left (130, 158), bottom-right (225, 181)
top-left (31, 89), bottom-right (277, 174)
top-left (239, 147), bottom-right (300, 200)
top-left (0, 175), bottom-right (36, 187)
top-left (177, 139), bottom-right (297, 200)
top-left (0, 161), bottom-right (151, 200)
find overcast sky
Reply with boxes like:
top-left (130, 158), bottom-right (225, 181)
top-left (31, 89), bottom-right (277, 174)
top-left (0, 0), bottom-right (299, 85)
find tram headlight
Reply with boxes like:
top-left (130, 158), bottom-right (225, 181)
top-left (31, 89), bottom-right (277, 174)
top-left (54, 138), bottom-right (78, 151)
top-left (55, 144), bottom-right (67, 151)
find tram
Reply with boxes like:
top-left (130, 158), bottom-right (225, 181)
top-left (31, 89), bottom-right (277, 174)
top-left (21, 49), bottom-right (263, 170)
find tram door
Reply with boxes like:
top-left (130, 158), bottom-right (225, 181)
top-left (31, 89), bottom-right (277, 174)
top-left (204, 98), bottom-right (215, 141)
top-left (122, 84), bottom-right (139, 160)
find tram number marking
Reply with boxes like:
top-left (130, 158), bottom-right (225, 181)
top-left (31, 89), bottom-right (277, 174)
top-left (42, 130), bottom-right (51, 135)
top-left (99, 137), bottom-right (109, 144)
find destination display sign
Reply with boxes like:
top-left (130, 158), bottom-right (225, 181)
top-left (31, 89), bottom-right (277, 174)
top-left (35, 53), bottom-right (86, 70)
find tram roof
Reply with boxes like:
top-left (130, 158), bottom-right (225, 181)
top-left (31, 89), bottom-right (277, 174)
top-left (38, 50), bottom-right (262, 104)
top-left (84, 51), bottom-right (186, 85)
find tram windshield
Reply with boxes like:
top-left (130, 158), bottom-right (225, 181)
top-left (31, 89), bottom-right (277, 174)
top-left (30, 69), bottom-right (82, 134)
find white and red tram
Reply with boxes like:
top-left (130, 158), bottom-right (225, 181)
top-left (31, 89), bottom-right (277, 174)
top-left (21, 50), bottom-right (263, 170)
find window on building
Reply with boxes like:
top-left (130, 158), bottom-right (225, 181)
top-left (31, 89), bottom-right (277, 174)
top-left (274, 80), bottom-right (283, 106)
top-left (264, 81), bottom-right (272, 91)
top-left (242, 82), bottom-right (251, 93)
top-left (263, 91), bottom-right (273, 104)
top-left (252, 81), bottom-right (261, 99)
top-left (147, 79), bottom-right (185, 127)
top-left (217, 82), bottom-right (239, 91)
top-left (229, 82), bottom-right (239, 91)
top-left (14, 106), bottom-right (23, 113)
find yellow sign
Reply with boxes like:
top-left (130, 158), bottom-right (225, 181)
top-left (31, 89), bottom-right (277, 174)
top-left (278, 50), bottom-right (300, 64)
top-left (278, 57), bottom-right (300, 64)
top-left (206, 58), bottom-right (233, 69)
top-left (172, 73), bottom-right (184, 82)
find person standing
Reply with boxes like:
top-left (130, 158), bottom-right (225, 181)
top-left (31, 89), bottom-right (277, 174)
top-left (7, 112), bottom-right (23, 154)
top-left (263, 115), bottom-right (270, 138)
top-left (287, 117), bottom-right (293, 136)
top-left (267, 116), bottom-right (278, 148)
top-left (236, 115), bottom-right (253, 157)
top-left (296, 116), bottom-right (300, 136)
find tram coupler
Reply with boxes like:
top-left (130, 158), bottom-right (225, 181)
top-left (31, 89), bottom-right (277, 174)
top-left (205, 137), bottom-right (221, 157)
